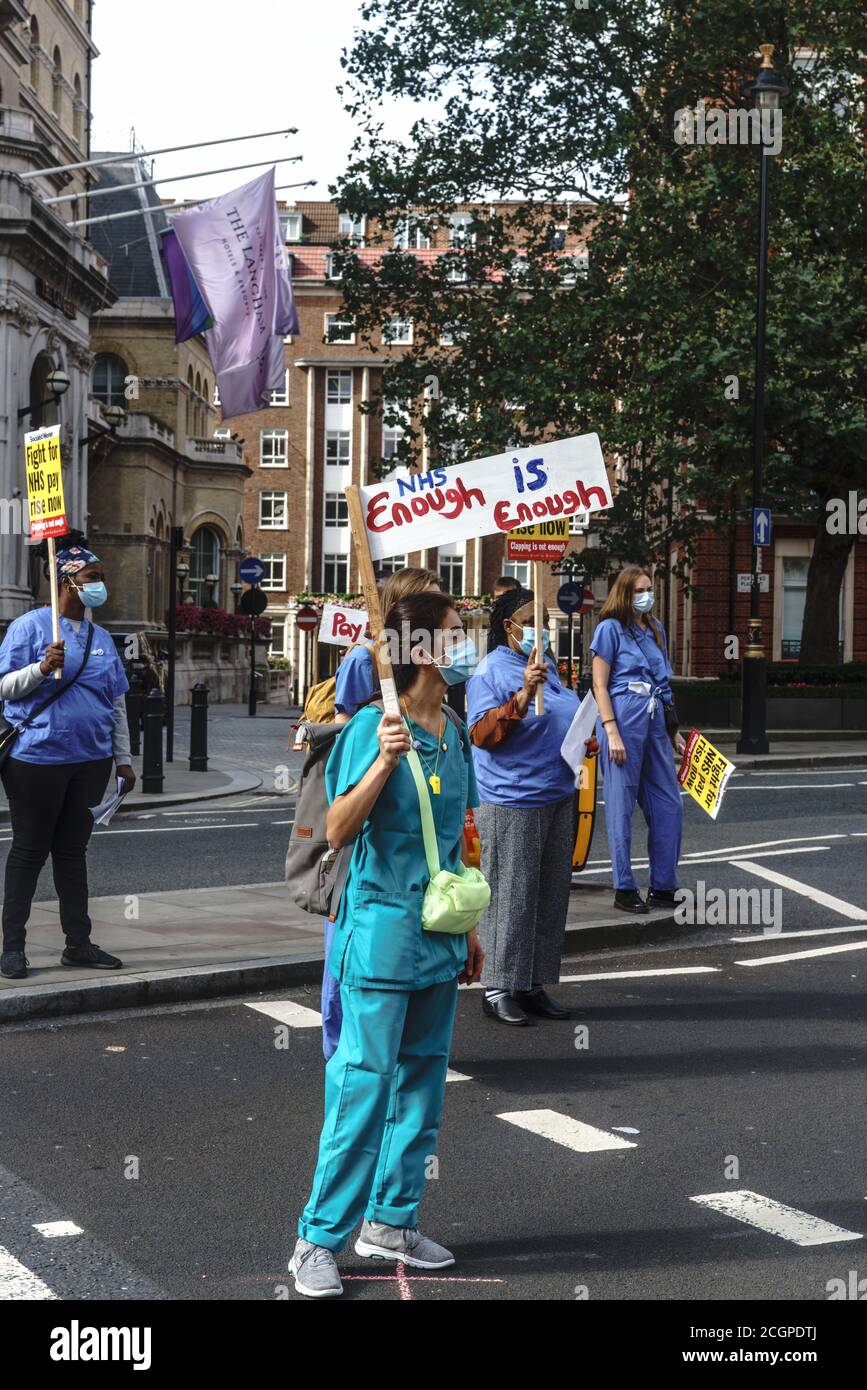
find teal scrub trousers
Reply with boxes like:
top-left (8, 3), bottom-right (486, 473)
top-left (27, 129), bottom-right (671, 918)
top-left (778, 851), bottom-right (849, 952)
top-left (298, 975), bottom-right (459, 1251)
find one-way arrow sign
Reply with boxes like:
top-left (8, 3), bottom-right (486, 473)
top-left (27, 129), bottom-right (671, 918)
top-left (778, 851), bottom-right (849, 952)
top-left (753, 508), bottom-right (772, 547)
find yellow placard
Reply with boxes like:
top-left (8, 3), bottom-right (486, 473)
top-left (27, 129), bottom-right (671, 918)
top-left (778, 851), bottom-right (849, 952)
top-left (677, 729), bottom-right (735, 820)
top-left (509, 517), bottom-right (570, 541)
top-left (25, 424), bottom-right (67, 542)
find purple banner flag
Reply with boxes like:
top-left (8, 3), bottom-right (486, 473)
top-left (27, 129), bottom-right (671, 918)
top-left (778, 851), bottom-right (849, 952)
top-left (160, 228), bottom-right (213, 343)
top-left (169, 168), bottom-right (288, 418)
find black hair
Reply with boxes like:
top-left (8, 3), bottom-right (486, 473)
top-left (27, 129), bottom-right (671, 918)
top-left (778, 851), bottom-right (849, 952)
top-left (488, 586), bottom-right (534, 652)
top-left (384, 589), bottom-right (460, 697)
top-left (492, 575), bottom-right (520, 592)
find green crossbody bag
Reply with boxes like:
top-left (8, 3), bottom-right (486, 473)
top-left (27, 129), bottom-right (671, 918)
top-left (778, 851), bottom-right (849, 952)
top-left (405, 748), bottom-right (491, 935)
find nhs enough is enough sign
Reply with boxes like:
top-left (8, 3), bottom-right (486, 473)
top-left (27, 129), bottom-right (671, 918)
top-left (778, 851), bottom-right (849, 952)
top-left (357, 433), bottom-right (611, 562)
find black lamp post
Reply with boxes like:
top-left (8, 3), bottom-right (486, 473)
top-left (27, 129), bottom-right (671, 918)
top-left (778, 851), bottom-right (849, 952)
top-left (737, 44), bottom-right (788, 756)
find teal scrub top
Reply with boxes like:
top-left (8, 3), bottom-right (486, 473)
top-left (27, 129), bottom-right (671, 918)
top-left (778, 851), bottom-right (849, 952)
top-left (326, 703), bottom-right (480, 990)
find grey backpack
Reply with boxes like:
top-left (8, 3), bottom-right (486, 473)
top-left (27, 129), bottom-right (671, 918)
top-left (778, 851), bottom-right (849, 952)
top-left (285, 700), bottom-right (465, 918)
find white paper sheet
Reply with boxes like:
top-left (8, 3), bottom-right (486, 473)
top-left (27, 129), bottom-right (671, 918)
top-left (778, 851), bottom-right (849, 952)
top-left (89, 773), bottom-right (128, 827)
top-left (560, 691), bottom-right (599, 784)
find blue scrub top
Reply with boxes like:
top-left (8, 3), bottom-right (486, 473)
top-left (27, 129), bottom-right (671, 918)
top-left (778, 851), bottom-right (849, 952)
top-left (326, 703), bottom-right (479, 990)
top-left (0, 608), bottom-right (128, 764)
top-left (466, 645), bottom-right (579, 808)
top-left (334, 645), bottom-right (375, 717)
top-left (590, 618), bottom-right (673, 701)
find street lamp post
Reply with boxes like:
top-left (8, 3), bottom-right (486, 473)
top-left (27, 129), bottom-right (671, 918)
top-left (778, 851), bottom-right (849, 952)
top-left (737, 44), bottom-right (788, 756)
top-left (166, 527), bottom-right (189, 762)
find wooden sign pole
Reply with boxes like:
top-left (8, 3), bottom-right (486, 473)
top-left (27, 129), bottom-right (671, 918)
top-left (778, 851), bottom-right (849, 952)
top-left (46, 535), bottom-right (62, 680)
top-left (533, 560), bottom-right (545, 715)
top-left (345, 485), bottom-right (401, 719)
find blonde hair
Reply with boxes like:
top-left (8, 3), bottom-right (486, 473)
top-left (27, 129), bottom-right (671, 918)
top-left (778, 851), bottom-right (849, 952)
top-left (598, 565), bottom-right (664, 651)
top-left (380, 566), bottom-right (441, 616)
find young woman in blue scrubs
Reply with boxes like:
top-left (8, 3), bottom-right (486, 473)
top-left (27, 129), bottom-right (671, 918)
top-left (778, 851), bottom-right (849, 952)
top-left (320, 566), bottom-right (441, 1061)
top-left (0, 545), bottom-right (135, 980)
top-left (467, 587), bottom-right (579, 1027)
top-left (291, 589), bottom-right (483, 1298)
top-left (590, 565), bottom-right (686, 914)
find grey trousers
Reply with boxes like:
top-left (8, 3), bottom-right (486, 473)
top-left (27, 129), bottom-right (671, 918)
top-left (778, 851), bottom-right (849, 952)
top-left (476, 794), bottom-right (575, 992)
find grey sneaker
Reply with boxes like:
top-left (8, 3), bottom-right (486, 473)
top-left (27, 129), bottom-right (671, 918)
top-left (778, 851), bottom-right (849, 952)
top-left (355, 1219), bottom-right (454, 1269)
top-left (289, 1238), bottom-right (343, 1298)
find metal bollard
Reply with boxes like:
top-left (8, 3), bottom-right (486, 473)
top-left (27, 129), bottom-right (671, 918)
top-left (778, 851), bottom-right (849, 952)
top-left (142, 687), bottom-right (165, 794)
top-left (189, 682), bottom-right (208, 772)
top-left (125, 673), bottom-right (145, 757)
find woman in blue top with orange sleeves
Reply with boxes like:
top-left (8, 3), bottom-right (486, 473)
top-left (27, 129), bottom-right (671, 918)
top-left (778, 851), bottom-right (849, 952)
top-left (590, 565), bottom-right (686, 914)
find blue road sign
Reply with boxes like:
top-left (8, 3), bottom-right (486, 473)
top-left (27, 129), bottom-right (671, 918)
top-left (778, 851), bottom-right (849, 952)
top-left (239, 556), bottom-right (266, 584)
top-left (753, 508), bottom-right (772, 547)
top-left (557, 582), bottom-right (584, 614)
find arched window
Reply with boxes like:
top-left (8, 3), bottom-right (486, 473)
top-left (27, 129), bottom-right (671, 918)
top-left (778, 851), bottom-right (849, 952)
top-left (91, 353), bottom-right (128, 407)
top-left (29, 18), bottom-right (39, 93)
top-left (73, 74), bottom-right (83, 144)
top-left (189, 526), bottom-right (221, 607)
top-left (52, 47), bottom-right (62, 118)
top-left (186, 366), bottom-right (195, 435)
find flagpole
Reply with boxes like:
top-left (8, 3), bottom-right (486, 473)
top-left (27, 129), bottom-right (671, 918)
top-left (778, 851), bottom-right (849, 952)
top-left (20, 127), bottom-right (298, 181)
top-left (68, 181), bottom-right (317, 230)
top-left (48, 155), bottom-right (303, 207)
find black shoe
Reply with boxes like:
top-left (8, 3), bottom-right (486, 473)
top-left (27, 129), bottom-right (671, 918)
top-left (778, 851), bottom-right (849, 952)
top-left (482, 994), bottom-right (532, 1026)
top-left (513, 988), bottom-right (572, 1019)
top-left (1, 951), bottom-right (29, 980)
top-left (646, 889), bottom-right (679, 909)
top-left (614, 890), bottom-right (649, 915)
top-left (61, 942), bottom-right (123, 969)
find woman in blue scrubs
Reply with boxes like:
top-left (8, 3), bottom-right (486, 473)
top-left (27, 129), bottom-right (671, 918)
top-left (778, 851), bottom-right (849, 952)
top-left (0, 545), bottom-right (135, 980)
top-left (590, 565), bottom-right (686, 914)
top-left (291, 589), bottom-right (483, 1298)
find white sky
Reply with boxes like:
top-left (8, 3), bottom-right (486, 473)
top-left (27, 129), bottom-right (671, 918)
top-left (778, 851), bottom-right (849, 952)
top-left (90, 0), bottom-right (395, 204)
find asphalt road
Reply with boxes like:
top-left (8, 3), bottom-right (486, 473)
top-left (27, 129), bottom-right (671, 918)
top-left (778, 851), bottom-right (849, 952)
top-left (1, 928), bottom-right (865, 1302)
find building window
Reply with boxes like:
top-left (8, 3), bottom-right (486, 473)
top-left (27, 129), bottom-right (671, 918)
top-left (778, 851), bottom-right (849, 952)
top-left (260, 492), bottom-right (288, 529)
top-left (270, 371), bottom-right (289, 406)
top-left (339, 212), bottom-right (366, 244)
top-left (324, 314), bottom-right (355, 344)
top-left (29, 18), bottom-right (39, 93)
top-left (383, 317), bottom-right (413, 346)
top-left (560, 250), bottom-right (589, 285)
top-left (325, 493), bottom-right (349, 528)
top-left (325, 430), bottom-right (351, 467)
top-left (189, 526), bottom-right (221, 606)
top-left (269, 617), bottom-right (287, 657)
top-left (91, 353), bottom-right (128, 407)
top-left (326, 369), bottom-right (352, 404)
top-left (73, 74), bottom-right (83, 145)
top-left (260, 554), bottom-right (286, 591)
top-left (323, 554), bottom-right (349, 591)
top-left (376, 555), bottom-right (407, 577)
top-left (503, 560), bottom-right (530, 587)
top-left (324, 251), bottom-right (342, 281)
top-left (381, 399), bottom-right (407, 467)
top-left (280, 211), bottom-right (302, 242)
top-left (439, 554), bottom-right (464, 595)
top-left (260, 429), bottom-right (288, 467)
top-left (449, 211), bottom-right (476, 246)
top-left (52, 47), bottom-right (62, 118)
top-left (393, 217), bottom-right (430, 250)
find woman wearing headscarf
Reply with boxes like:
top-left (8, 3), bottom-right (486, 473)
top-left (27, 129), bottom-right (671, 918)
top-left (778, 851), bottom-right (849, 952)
top-left (590, 565), bottom-right (685, 913)
top-left (466, 586), bottom-right (579, 1026)
top-left (0, 545), bottom-right (135, 980)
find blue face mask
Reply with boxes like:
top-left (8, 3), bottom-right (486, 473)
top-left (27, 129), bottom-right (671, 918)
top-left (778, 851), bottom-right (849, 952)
top-left (518, 627), bottom-right (550, 657)
top-left (436, 637), bottom-right (479, 686)
top-left (76, 581), bottom-right (108, 608)
top-left (633, 591), bottom-right (654, 614)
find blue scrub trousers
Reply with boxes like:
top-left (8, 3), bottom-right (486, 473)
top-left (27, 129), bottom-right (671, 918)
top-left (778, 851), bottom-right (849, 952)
top-left (299, 976), bottom-right (459, 1251)
top-left (321, 918), bottom-right (343, 1060)
top-left (597, 692), bottom-right (683, 892)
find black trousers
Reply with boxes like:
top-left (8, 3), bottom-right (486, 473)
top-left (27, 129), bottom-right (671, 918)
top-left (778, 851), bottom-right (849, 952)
top-left (1, 756), bottom-right (112, 952)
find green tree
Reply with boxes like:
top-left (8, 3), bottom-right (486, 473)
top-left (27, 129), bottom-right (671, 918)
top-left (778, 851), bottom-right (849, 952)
top-left (333, 0), bottom-right (866, 661)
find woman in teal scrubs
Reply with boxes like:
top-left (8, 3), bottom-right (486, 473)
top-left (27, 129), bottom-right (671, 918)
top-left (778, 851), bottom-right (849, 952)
top-left (291, 589), bottom-right (483, 1299)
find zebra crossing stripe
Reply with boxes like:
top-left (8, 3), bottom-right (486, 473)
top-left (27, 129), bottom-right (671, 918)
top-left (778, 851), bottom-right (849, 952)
top-left (245, 1001), bottom-right (322, 1027)
top-left (690, 1191), bottom-right (863, 1246)
top-left (0, 1245), bottom-right (58, 1299)
top-left (496, 1109), bottom-right (637, 1153)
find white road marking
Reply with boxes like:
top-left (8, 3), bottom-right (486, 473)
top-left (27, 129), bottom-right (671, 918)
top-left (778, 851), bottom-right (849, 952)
top-left (733, 924), bottom-right (867, 943)
top-left (245, 1001), bottom-right (322, 1027)
top-left (154, 807), bottom-right (282, 817)
top-left (577, 846), bottom-right (829, 875)
top-left (729, 860), bottom-right (867, 920)
top-left (497, 1109), bottom-right (637, 1153)
top-left (681, 834), bottom-right (846, 857)
top-left (0, 1245), bottom-right (58, 1298)
top-left (33, 1221), bottom-right (82, 1238)
top-left (724, 783), bottom-right (854, 791)
top-left (559, 966), bottom-right (719, 983)
top-left (95, 823), bottom-right (258, 836)
top-left (690, 1191), bottom-right (863, 1246)
top-left (736, 940), bottom-right (867, 967)
top-left (446, 1069), bottom-right (472, 1083)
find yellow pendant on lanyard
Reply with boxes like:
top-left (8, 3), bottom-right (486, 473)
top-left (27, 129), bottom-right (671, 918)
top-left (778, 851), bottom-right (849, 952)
top-left (429, 775), bottom-right (441, 795)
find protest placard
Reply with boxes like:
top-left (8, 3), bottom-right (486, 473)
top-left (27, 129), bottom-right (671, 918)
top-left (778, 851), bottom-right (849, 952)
top-left (25, 424), bottom-right (67, 679)
top-left (319, 601), bottom-right (371, 648)
top-left (357, 433), bottom-right (609, 562)
top-left (677, 729), bottom-right (735, 819)
top-left (506, 516), bottom-right (570, 563)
